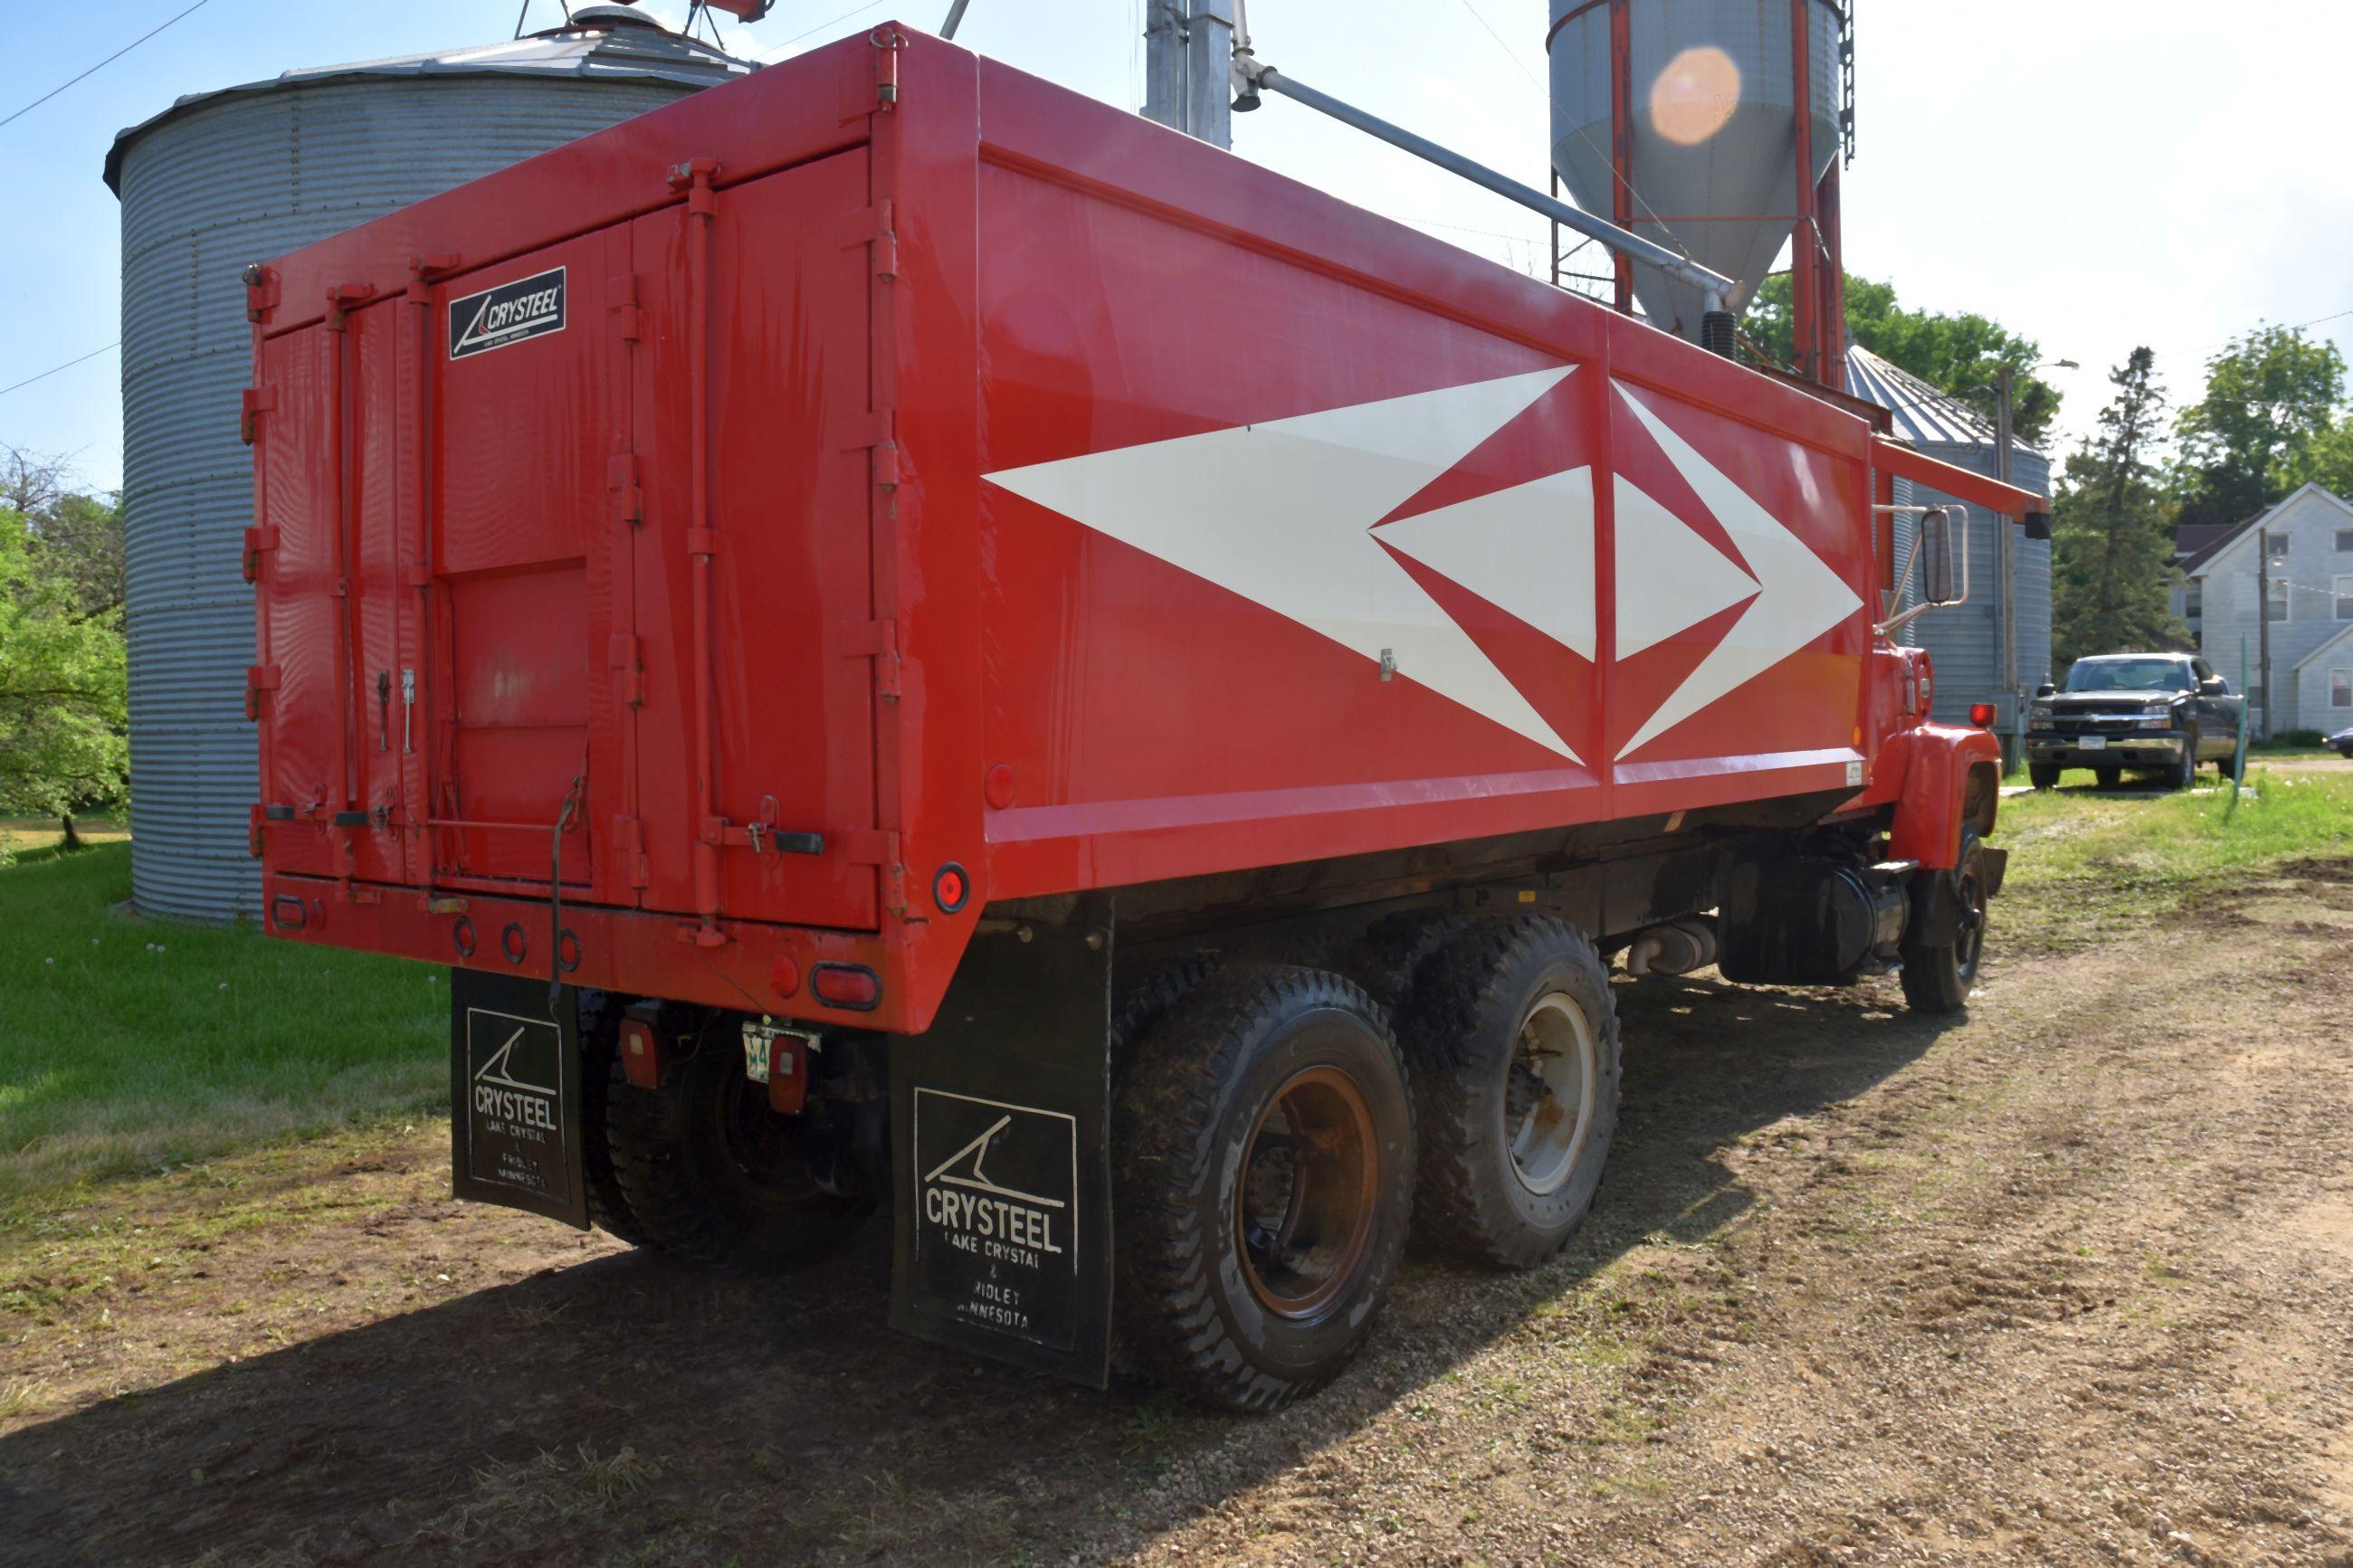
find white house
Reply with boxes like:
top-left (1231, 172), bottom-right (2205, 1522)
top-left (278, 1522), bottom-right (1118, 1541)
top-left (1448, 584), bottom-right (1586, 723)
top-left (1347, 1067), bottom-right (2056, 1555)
top-left (2174, 482), bottom-right (2353, 735)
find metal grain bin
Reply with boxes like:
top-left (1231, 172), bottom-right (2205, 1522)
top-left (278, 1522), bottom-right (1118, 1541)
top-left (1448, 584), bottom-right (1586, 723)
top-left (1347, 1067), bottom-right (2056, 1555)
top-left (1848, 346), bottom-right (2052, 749)
top-left (107, 8), bottom-right (748, 921)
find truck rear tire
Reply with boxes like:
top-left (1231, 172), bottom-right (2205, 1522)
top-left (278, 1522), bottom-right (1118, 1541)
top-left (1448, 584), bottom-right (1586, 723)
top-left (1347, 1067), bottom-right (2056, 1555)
top-left (1396, 918), bottom-right (1622, 1269)
top-left (575, 992), bottom-right (651, 1247)
top-left (603, 1024), bottom-right (871, 1273)
top-left (2092, 765), bottom-right (2120, 790)
top-left (1112, 965), bottom-right (1415, 1412)
top-left (1899, 830), bottom-right (1987, 1015)
top-left (1340, 908), bottom-right (1475, 1019)
top-left (2028, 763), bottom-right (2061, 791)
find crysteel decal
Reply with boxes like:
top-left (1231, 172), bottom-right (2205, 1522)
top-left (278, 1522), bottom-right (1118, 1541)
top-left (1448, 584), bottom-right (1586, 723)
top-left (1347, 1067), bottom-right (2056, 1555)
top-left (447, 266), bottom-right (567, 360)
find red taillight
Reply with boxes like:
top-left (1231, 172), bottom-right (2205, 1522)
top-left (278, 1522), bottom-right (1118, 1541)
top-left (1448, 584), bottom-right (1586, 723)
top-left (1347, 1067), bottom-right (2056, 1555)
top-left (1969, 701), bottom-right (1997, 727)
top-left (619, 1017), bottom-right (662, 1090)
top-left (811, 963), bottom-right (882, 1012)
top-left (767, 1032), bottom-right (810, 1116)
top-left (933, 861), bottom-right (969, 914)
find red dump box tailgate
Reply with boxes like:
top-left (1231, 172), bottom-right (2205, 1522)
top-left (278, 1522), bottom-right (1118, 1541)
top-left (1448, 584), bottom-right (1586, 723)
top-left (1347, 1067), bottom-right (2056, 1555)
top-left (252, 143), bottom-right (884, 934)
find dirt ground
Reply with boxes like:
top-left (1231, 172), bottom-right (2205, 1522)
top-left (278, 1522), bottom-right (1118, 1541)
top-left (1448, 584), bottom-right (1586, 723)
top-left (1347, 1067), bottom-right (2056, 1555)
top-left (5, 865), bottom-right (2353, 1566)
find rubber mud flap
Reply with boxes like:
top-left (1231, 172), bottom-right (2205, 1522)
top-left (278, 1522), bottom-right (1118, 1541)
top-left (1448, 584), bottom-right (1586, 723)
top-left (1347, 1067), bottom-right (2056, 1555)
top-left (449, 969), bottom-right (589, 1230)
top-left (890, 918), bottom-right (1114, 1389)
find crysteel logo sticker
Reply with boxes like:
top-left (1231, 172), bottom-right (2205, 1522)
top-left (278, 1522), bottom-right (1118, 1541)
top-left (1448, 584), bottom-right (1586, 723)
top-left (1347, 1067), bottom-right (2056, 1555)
top-left (911, 1088), bottom-right (1081, 1346)
top-left (447, 266), bottom-right (567, 360)
top-left (462, 1006), bottom-right (569, 1202)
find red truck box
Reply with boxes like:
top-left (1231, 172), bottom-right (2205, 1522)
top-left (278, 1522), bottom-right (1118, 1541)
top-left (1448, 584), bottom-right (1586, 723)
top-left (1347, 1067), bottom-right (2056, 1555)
top-left (245, 26), bottom-right (2031, 1406)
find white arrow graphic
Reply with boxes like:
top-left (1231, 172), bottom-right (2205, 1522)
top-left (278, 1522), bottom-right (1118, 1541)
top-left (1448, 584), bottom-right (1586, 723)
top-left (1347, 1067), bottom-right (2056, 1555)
top-left (1374, 467), bottom-right (1596, 662)
top-left (986, 366), bottom-right (1584, 760)
top-left (1614, 385), bottom-right (1862, 759)
top-left (1612, 473), bottom-right (1758, 660)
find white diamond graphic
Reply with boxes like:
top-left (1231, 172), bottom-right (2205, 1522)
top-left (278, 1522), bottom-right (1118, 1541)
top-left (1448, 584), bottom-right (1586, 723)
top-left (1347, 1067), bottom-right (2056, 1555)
top-left (1612, 473), bottom-right (1758, 660)
top-left (1373, 467), bottom-right (1596, 661)
top-left (1614, 385), bottom-right (1863, 759)
top-left (986, 366), bottom-right (1583, 760)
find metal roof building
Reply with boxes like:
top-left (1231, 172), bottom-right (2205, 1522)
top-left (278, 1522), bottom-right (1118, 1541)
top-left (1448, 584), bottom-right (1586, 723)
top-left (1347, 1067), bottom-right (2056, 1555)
top-left (1847, 345), bottom-right (2053, 750)
top-left (107, 9), bottom-right (748, 922)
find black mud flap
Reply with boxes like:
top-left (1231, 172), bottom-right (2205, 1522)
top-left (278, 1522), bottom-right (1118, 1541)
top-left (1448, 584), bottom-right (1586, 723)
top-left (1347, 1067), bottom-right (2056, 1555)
top-left (889, 917), bottom-right (1114, 1389)
top-left (449, 969), bottom-right (588, 1230)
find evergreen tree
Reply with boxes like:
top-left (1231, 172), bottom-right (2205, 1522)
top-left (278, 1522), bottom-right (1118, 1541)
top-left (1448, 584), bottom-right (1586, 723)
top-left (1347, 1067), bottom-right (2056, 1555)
top-left (2050, 348), bottom-right (2186, 669)
top-left (2169, 325), bottom-right (2346, 530)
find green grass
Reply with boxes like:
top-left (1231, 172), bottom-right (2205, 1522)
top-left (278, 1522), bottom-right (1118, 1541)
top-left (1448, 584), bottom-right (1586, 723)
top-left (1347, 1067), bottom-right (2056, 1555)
top-left (1992, 763), bottom-right (2353, 945)
top-left (0, 844), bottom-right (443, 1203)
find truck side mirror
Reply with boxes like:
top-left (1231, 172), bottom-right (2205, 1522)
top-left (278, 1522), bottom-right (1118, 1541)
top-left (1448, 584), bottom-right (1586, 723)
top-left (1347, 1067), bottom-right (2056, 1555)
top-left (2035, 681), bottom-right (2057, 698)
top-left (2199, 675), bottom-right (2225, 697)
top-left (1920, 508), bottom-right (1958, 605)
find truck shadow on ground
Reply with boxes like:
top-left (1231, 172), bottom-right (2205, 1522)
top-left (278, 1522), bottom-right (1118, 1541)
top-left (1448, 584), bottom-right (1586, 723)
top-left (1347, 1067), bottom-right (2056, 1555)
top-left (0, 974), bottom-right (1961, 1566)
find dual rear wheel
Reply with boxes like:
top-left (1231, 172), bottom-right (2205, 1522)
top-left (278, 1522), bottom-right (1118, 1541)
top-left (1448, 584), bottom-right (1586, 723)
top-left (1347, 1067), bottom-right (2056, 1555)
top-left (1112, 918), bottom-right (1623, 1410)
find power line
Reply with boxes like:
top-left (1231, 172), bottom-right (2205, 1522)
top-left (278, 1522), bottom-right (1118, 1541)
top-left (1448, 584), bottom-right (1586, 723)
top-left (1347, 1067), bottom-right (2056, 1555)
top-left (757, 0), bottom-right (892, 59)
top-left (0, 342), bottom-right (120, 400)
top-left (1, 0), bottom-right (215, 130)
top-left (1453, 0), bottom-right (1545, 97)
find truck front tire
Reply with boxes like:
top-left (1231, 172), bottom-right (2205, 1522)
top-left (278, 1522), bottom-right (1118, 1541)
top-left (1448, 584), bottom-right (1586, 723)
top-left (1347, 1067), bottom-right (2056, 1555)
top-left (2028, 763), bottom-right (2061, 791)
top-left (603, 1024), bottom-right (871, 1273)
top-left (1112, 966), bottom-right (1415, 1412)
top-left (1397, 918), bottom-right (1622, 1270)
top-left (1899, 830), bottom-right (1988, 1015)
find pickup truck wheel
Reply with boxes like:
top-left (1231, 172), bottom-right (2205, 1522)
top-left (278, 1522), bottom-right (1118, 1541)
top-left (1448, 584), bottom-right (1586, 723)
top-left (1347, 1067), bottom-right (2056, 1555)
top-left (2172, 727), bottom-right (2200, 791)
top-left (1396, 918), bottom-right (1621, 1269)
top-left (604, 1025), bottom-right (871, 1273)
top-left (1113, 966), bottom-right (1414, 1412)
top-left (2027, 763), bottom-right (2062, 791)
top-left (1900, 831), bottom-right (1987, 1015)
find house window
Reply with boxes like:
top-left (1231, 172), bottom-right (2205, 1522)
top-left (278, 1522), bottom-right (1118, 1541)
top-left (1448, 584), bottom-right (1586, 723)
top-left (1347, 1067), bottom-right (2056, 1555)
top-left (2337, 528), bottom-right (2353, 553)
top-left (2268, 578), bottom-right (2291, 622)
top-left (2338, 575), bottom-right (2353, 620)
top-left (2335, 670), bottom-right (2353, 709)
top-left (2185, 584), bottom-right (2203, 622)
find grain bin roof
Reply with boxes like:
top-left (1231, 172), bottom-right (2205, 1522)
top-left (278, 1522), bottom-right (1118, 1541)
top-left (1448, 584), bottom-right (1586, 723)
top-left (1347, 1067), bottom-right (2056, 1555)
top-left (1843, 343), bottom-right (2045, 459)
top-left (104, 10), bottom-right (750, 193)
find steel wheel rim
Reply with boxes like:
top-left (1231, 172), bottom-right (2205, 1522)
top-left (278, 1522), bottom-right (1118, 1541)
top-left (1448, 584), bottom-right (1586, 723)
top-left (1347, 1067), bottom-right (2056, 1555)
top-left (1955, 862), bottom-right (1987, 984)
top-left (1236, 1063), bottom-right (1379, 1323)
top-left (1505, 992), bottom-right (1597, 1197)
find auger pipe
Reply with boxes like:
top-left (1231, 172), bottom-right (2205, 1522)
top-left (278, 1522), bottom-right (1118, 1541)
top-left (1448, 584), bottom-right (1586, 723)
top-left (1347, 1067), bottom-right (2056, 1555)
top-left (1234, 59), bottom-right (1733, 311)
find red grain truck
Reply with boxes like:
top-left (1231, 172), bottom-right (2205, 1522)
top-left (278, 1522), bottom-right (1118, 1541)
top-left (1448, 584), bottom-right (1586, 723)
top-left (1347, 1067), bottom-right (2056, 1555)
top-left (242, 26), bottom-right (2037, 1410)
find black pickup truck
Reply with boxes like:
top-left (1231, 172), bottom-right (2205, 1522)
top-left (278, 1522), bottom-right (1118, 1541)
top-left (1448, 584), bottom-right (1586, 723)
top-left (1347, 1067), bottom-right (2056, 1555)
top-left (2026, 652), bottom-right (2246, 790)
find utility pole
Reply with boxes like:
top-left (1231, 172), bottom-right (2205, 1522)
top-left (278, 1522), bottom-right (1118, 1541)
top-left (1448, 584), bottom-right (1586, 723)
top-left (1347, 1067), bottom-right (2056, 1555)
top-left (1143, 0), bottom-right (1237, 149)
top-left (2258, 528), bottom-right (2275, 740)
top-left (1995, 365), bottom-right (2018, 770)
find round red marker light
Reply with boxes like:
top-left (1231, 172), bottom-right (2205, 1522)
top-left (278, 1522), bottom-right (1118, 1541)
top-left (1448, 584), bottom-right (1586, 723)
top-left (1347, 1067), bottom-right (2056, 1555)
top-left (768, 953), bottom-right (802, 998)
top-left (984, 763), bottom-right (1015, 810)
top-left (933, 862), bottom-right (970, 914)
top-left (1968, 701), bottom-right (1997, 727)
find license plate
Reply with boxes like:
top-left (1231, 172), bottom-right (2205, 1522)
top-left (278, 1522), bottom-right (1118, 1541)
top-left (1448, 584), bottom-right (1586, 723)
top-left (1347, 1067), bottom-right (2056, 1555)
top-left (742, 1020), bottom-right (815, 1084)
top-left (2078, 736), bottom-right (2107, 751)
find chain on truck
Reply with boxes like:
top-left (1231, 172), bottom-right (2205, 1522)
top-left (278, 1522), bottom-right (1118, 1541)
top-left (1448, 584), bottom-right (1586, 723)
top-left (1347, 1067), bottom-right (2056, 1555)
top-left (238, 17), bottom-right (2046, 1411)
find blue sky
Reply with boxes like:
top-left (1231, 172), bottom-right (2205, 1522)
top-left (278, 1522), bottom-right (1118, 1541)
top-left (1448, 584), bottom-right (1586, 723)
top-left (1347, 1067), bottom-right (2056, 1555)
top-left (5, 0), bottom-right (2352, 494)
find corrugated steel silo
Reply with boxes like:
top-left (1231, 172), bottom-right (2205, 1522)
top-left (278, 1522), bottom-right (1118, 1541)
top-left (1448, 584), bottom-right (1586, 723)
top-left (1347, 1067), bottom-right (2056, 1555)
top-left (1549, 0), bottom-right (1843, 338)
top-left (107, 8), bottom-right (748, 922)
top-left (1848, 346), bottom-right (2053, 739)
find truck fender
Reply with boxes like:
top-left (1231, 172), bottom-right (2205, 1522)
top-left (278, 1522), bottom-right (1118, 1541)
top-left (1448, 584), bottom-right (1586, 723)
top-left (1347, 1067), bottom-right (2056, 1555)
top-left (1884, 724), bottom-right (2003, 872)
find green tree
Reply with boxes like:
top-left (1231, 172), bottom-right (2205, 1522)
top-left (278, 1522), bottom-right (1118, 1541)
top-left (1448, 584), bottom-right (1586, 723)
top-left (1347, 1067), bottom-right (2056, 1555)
top-left (0, 462), bottom-right (129, 824)
top-left (2049, 348), bottom-right (2185, 669)
top-left (2169, 325), bottom-right (2347, 530)
top-left (2284, 415), bottom-right (2353, 497)
top-left (1742, 272), bottom-right (2061, 445)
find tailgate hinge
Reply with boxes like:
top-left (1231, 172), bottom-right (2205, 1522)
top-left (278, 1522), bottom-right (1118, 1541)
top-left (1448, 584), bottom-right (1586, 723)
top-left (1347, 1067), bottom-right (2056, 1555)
top-left (840, 617), bottom-right (901, 700)
top-left (244, 662), bottom-right (281, 721)
top-left (607, 632), bottom-right (644, 707)
top-left (240, 386), bottom-right (275, 444)
top-left (832, 202), bottom-right (899, 280)
top-left (614, 814), bottom-right (650, 889)
top-left (324, 280), bottom-right (373, 330)
top-left (833, 408), bottom-right (900, 489)
top-left (837, 827), bottom-right (907, 914)
top-left (607, 452), bottom-right (643, 527)
top-left (243, 263), bottom-right (280, 324)
top-left (241, 524), bottom-right (279, 583)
